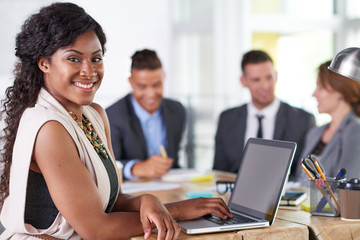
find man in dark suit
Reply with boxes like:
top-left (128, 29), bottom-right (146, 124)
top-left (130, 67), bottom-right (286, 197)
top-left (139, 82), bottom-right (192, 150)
top-left (213, 50), bottom-right (315, 180)
top-left (106, 49), bottom-right (185, 179)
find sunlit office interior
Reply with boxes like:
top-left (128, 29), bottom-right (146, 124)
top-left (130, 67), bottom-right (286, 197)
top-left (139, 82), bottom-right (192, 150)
top-left (1, 0), bottom-right (360, 171)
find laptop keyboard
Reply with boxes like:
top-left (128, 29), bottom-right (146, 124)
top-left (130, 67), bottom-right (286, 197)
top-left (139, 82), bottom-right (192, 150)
top-left (203, 213), bottom-right (257, 225)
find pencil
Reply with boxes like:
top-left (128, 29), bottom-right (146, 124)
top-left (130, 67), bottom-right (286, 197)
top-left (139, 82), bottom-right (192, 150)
top-left (313, 159), bottom-right (340, 210)
top-left (300, 162), bottom-right (314, 180)
top-left (300, 162), bottom-right (327, 203)
top-left (160, 145), bottom-right (168, 158)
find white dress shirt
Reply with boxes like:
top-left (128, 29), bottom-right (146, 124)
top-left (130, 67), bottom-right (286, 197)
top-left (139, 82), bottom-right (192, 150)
top-left (244, 98), bottom-right (280, 144)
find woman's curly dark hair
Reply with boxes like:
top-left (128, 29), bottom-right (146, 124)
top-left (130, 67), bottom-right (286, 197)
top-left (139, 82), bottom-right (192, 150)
top-left (0, 2), bottom-right (107, 208)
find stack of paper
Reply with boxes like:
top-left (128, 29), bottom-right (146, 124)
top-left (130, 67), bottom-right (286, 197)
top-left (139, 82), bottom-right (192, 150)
top-left (121, 182), bottom-right (181, 194)
top-left (161, 168), bottom-right (211, 182)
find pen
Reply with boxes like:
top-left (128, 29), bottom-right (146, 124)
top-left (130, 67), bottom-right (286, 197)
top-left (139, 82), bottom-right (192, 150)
top-left (312, 159), bottom-right (326, 179)
top-left (300, 162), bottom-right (327, 203)
top-left (160, 145), bottom-right (168, 158)
top-left (303, 157), bottom-right (320, 179)
top-left (312, 159), bottom-right (340, 210)
top-left (317, 168), bottom-right (347, 212)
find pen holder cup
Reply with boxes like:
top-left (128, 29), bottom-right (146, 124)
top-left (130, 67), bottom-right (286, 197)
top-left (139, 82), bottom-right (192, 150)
top-left (338, 178), bottom-right (360, 220)
top-left (310, 179), bottom-right (340, 217)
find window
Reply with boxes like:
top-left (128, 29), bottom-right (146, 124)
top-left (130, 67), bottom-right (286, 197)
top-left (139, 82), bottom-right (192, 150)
top-left (172, 0), bottom-right (351, 169)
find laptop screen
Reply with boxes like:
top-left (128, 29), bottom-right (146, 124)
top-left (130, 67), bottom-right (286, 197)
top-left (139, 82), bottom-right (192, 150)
top-left (228, 138), bottom-right (296, 223)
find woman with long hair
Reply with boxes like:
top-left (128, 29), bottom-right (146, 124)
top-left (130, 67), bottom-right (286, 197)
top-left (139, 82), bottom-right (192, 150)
top-left (0, 3), bottom-right (232, 239)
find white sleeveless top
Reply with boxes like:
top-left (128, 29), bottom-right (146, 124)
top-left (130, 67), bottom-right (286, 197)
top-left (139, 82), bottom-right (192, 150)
top-left (0, 88), bottom-right (120, 239)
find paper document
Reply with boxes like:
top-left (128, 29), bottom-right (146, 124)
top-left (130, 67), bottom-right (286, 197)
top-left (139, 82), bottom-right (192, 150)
top-left (161, 168), bottom-right (209, 182)
top-left (121, 181), bottom-right (181, 194)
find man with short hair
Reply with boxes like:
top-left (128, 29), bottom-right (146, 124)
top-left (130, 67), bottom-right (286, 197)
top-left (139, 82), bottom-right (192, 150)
top-left (213, 50), bottom-right (315, 179)
top-left (106, 49), bottom-right (185, 179)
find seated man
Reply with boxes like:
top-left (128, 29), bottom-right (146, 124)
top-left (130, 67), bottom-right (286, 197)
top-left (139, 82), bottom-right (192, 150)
top-left (106, 49), bottom-right (186, 179)
top-left (213, 50), bottom-right (315, 180)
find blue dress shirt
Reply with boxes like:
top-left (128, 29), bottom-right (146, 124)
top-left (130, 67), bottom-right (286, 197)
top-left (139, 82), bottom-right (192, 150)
top-left (123, 96), bottom-right (167, 179)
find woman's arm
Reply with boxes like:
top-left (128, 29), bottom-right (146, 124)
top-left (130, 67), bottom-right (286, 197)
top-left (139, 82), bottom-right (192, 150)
top-left (90, 103), bottom-right (232, 235)
top-left (33, 120), bottom-right (147, 239)
top-left (33, 120), bottom-right (181, 240)
top-left (89, 103), bottom-right (180, 239)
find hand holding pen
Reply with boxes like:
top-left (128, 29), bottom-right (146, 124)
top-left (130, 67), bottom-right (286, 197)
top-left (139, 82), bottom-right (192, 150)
top-left (131, 145), bottom-right (173, 178)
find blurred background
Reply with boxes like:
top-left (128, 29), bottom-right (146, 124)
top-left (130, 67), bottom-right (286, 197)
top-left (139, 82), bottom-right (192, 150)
top-left (1, 0), bottom-right (360, 170)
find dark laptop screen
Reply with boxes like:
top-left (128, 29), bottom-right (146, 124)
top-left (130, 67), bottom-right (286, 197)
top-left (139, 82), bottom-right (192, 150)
top-left (228, 138), bottom-right (296, 223)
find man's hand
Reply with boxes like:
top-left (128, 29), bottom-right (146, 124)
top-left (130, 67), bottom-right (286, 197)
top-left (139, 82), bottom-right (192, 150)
top-left (132, 155), bottom-right (173, 178)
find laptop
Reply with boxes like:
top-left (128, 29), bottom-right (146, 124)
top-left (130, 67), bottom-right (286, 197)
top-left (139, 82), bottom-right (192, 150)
top-left (178, 138), bottom-right (297, 234)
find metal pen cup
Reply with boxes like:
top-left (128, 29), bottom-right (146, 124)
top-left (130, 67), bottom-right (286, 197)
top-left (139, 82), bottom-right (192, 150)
top-left (310, 179), bottom-right (340, 217)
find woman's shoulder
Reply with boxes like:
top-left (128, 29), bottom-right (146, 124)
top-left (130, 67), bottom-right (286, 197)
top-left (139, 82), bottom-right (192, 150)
top-left (22, 103), bottom-right (70, 126)
top-left (15, 104), bottom-right (78, 152)
top-left (343, 114), bottom-right (360, 133)
top-left (89, 102), bottom-right (104, 115)
top-left (87, 102), bottom-right (105, 118)
top-left (306, 124), bottom-right (327, 137)
top-left (85, 103), bottom-right (107, 128)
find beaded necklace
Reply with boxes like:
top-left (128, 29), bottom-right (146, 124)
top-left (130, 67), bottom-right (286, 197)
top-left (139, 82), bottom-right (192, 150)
top-left (69, 112), bottom-right (109, 160)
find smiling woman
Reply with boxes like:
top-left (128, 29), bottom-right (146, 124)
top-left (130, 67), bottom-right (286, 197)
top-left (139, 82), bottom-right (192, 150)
top-left (38, 30), bottom-right (104, 115)
top-left (0, 2), bottom-right (232, 240)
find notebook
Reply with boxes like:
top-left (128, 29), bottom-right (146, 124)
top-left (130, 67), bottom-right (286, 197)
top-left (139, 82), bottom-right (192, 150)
top-left (178, 138), bottom-right (297, 234)
top-left (280, 191), bottom-right (307, 206)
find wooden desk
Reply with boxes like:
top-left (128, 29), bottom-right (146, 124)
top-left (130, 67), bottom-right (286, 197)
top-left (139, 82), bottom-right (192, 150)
top-left (277, 209), bottom-right (360, 240)
top-left (128, 170), bottom-right (359, 240)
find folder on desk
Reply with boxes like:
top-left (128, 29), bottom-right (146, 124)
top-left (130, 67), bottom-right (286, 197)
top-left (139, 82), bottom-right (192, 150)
top-left (178, 138), bottom-right (297, 234)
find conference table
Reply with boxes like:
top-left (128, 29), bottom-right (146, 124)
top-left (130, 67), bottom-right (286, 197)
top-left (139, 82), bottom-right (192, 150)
top-left (127, 170), bottom-right (360, 240)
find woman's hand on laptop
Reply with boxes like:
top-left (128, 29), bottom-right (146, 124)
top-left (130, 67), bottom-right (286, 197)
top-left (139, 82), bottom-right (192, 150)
top-left (139, 194), bottom-right (181, 240)
top-left (165, 198), bottom-right (233, 221)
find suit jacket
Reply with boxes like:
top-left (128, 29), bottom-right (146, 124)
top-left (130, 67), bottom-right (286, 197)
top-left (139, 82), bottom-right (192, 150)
top-left (295, 111), bottom-right (360, 183)
top-left (213, 101), bottom-right (315, 179)
top-left (106, 94), bottom-right (186, 172)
